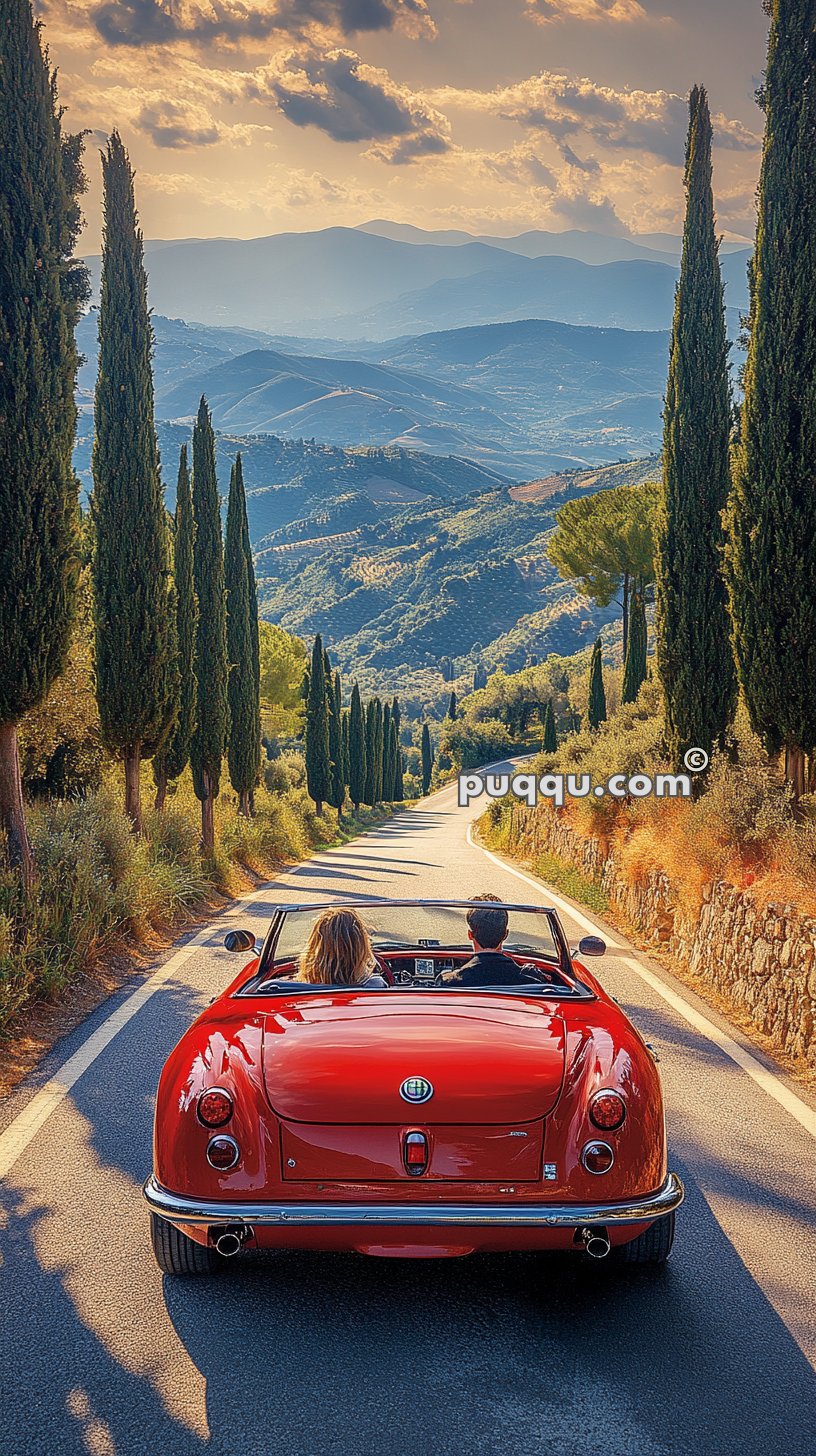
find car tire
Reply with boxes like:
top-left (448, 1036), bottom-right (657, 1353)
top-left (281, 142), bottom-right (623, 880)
top-left (614, 1211), bottom-right (675, 1266)
top-left (150, 1213), bottom-right (220, 1275)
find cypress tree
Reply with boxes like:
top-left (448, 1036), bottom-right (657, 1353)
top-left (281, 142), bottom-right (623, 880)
top-left (447, 690), bottom-right (458, 720)
top-left (389, 717), bottom-right (403, 801)
top-left (622, 591), bottom-right (648, 704)
top-left (542, 701), bottom-right (558, 754)
top-left (154, 446), bottom-right (197, 810)
top-left (91, 133), bottom-right (177, 834)
top-left (656, 87), bottom-right (736, 767)
top-left (305, 633), bottom-right (330, 814)
top-left (328, 670), bottom-right (345, 817)
top-left (373, 699), bottom-right (384, 802)
top-left (341, 709), bottom-right (350, 788)
top-left (190, 397), bottom-right (228, 849)
top-left (587, 638), bottom-right (607, 729)
top-left (225, 454), bottom-right (261, 816)
top-left (382, 703), bottom-right (393, 800)
top-left (364, 699), bottom-right (378, 806)
top-left (421, 723), bottom-right (433, 794)
top-left (725, 1), bottom-right (816, 799)
top-left (348, 685), bottom-right (367, 811)
top-left (0, 0), bottom-right (88, 888)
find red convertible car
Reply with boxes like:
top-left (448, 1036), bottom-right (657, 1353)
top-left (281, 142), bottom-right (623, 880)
top-left (144, 899), bottom-right (683, 1274)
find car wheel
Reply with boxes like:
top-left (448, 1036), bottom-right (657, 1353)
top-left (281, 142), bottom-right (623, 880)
top-left (150, 1213), bottom-right (220, 1275)
top-left (614, 1211), bottom-right (675, 1266)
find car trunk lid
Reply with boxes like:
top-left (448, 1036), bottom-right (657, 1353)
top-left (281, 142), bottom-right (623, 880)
top-left (262, 993), bottom-right (565, 1126)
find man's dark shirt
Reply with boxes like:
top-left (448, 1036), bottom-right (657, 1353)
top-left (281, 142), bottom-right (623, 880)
top-left (442, 949), bottom-right (528, 987)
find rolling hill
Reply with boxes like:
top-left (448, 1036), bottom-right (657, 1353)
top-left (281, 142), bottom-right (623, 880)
top-left (76, 311), bottom-right (673, 475)
top-left (255, 456), bottom-right (662, 696)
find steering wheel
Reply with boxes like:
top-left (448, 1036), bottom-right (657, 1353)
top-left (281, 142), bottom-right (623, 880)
top-left (373, 955), bottom-right (395, 987)
top-left (518, 961), bottom-right (552, 983)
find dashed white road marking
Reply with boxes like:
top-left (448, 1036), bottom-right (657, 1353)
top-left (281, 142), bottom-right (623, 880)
top-left (468, 824), bottom-right (816, 1141)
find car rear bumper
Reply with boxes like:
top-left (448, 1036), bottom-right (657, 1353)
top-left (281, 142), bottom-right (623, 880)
top-left (143, 1170), bottom-right (683, 1229)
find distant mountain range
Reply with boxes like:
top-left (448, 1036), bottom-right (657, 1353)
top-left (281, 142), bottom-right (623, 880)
top-left (76, 311), bottom-right (671, 476)
top-left (356, 220), bottom-right (752, 261)
top-left (80, 224), bottom-right (750, 339)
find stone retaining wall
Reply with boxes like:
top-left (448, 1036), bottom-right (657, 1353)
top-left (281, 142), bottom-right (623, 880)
top-left (501, 805), bottom-right (816, 1070)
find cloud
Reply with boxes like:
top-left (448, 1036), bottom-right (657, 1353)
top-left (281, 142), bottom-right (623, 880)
top-left (478, 140), bottom-right (556, 190)
top-left (135, 97), bottom-right (221, 147)
top-left (526, 0), bottom-right (653, 23)
top-left (253, 48), bottom-right (451, 161)
top-left (87, 0), bottom-right (435, 48)
top-left (433, 72), bottom-right (760, 166)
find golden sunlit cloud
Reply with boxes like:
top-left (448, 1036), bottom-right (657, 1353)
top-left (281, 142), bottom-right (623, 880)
top-left (431, 72), bottom-right (760, 166)
top-left (526, 0), bottom-right (656, 23)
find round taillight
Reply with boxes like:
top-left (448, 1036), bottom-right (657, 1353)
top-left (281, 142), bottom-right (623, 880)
top-left (589, 1090), bottom-right (626, 1131)
top-left (197, 1088), bottom-right (233, 1128)
top-left (582, 1140), bottom-right (615, 1175)
top-left (206, 1135), bottom-right (240, 1171)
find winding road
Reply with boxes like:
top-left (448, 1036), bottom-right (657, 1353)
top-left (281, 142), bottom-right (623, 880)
top-left (1, 772), bottom-right (815, 1456)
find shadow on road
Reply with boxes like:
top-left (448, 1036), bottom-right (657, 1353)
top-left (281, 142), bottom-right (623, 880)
top-left (161, 1184), bottom-right (816, 1456)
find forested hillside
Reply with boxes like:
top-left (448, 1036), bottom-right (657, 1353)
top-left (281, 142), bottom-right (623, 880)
top-left (257, 457), bottom-right (660, 696)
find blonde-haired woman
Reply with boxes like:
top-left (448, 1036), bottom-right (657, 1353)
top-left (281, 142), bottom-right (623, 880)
top-left (297, 907), bottom-right (388, 987)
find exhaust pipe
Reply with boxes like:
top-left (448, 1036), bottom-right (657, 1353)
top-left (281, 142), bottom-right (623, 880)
top-left (580, 1226), bottom-right (611, 1260)
top-left (214, 1225), bottom-right (252, 1258)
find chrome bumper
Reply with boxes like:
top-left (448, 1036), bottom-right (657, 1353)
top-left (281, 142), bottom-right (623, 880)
top-left (144, 1171), bottom-right (683, 1229)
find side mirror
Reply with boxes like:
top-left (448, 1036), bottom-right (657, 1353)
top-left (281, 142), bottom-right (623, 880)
top-left (577, 935), bottom-right (606, 958)
top-left (224, 928), bottom-right (257, 953)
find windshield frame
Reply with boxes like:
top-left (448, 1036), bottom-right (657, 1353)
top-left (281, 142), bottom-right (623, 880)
top-left (253, 898), bottom-right (579, 986)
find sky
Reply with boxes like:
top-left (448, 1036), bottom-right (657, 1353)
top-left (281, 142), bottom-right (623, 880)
top-left (38, 0), bottom-right (771, 245)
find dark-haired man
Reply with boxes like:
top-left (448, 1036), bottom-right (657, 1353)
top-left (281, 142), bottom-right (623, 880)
top-left (441, 893), bottom-right (529, 987)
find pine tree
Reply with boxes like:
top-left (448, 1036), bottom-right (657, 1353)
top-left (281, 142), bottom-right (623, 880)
top-left (91, 133), bottom-right (177, 834)
top-left (725, 1), bottom-right (816, 799)
top-left (0, 0), bottom-right (88, 888)
top-left (154, 446), bottom-right (197, 810)
top-left (447, 690), bottom-right (458, 720)
top-left (348, 685), bottom-right (367, 811)
top-left (225, 453), bottom-right (261, 816)
top-left (542, 701), bottom-right (558, 754)
top-left (190, 397), bottom-right (229, 848)
top-left (656, 86), bottom-right (736, 767)
top-left (305, 634), bottom-right (330, 814)
top-left (622, 591), bottom-right (648, 704)
top-left (421, 723), bottom-right (433, 795)
top-left (328, 670), bottom-right (345, 817)
top-left (587, 638), bottom-right (607, 729)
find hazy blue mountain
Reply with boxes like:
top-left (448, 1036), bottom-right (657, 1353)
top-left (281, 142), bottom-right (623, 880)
top-left (80, 223), bottom-right (750, 339)
top-left (357, 220), bottom-right (682, 264)
top-left (357, 219), bottom-right (752, 260)
top-left (340, 253), bottom-right (749, 338)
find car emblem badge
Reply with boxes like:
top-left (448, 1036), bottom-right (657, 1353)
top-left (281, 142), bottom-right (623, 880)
top-left (400, 1076), bottom-right (434, 1104)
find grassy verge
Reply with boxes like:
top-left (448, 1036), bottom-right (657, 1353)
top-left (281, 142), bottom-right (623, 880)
top-left (0, 764), bottom-right (396, 1043)
top-left (478, 804), bottom-right (609, 918)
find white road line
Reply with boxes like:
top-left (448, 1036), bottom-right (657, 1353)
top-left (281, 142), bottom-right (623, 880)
top-left (0, 881), bottom-right (273, 1182)
top-left (468, 824), bottom-right (816, 1141)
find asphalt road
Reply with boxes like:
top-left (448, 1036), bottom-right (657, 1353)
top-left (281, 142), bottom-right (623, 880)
top-left (1, 773), bottom-right (815, 1456)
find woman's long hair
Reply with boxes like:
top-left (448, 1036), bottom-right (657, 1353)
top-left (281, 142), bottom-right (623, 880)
top-left (297, 908), bottom-right (376, 986)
